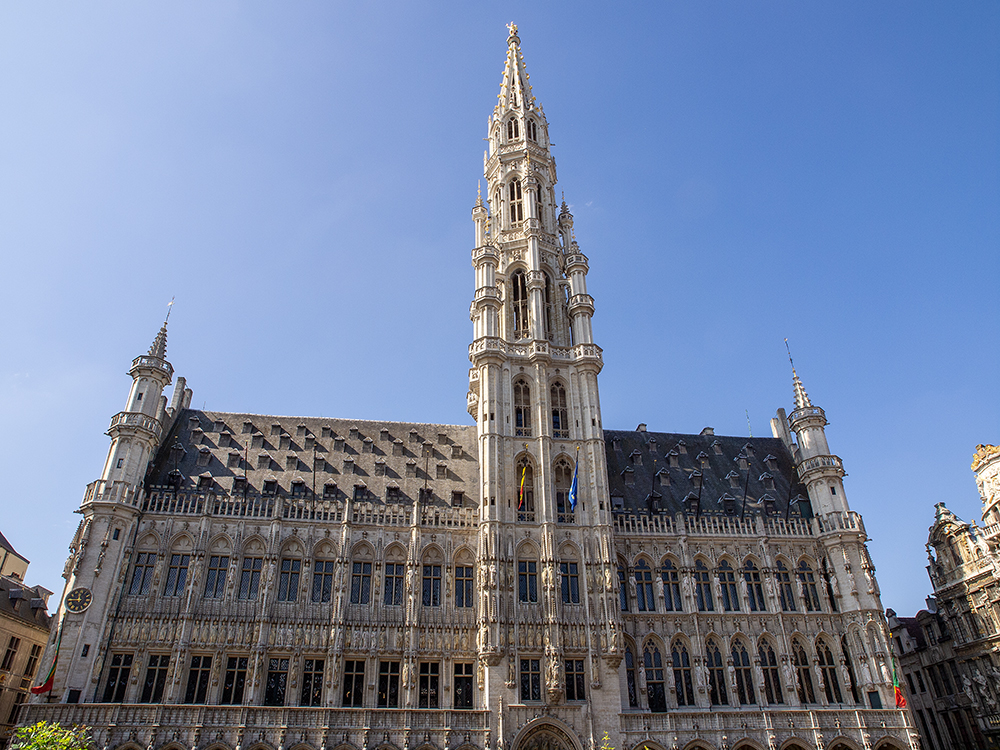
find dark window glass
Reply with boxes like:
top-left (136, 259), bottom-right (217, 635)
top-left (519, 658), bottom-right (541, 702)
top-left (635, 560), bottom-right (655, 611)
top-left (128, 552), bottom-right (156, 596)
top-left (140, 654), bottom-right (169, 703)
top-left (661, 560), bottom-right (682, 611)
top-left (238, 557), bottom-right (263, 600)
top-left (221, 656), bottom-right (248, 705)
top-left (732, 641), bottom-right (756, 705)
top-left (618, 567), bottom-right (629, 612)
top-left (797, 561), bottom-right (822, 612)
top-left (422, 565), bottom-right (441, 607)
top-left (551, 384), bottom-right (569, 438)
top-left (204, 556), bottom-right (229, 598)
top-left (184, 655), bottom-right (212, 704)
top-left (744, 561), bottom-right (766, 612)
top-left (625, 646), bottom-right (638, 708)
top-left (759, 642), bottom-right (784, 704)
top-left (102, 653), bottom-right (133, 702)
top-left (560, 562), bottom-right (580, 604)
top-left (301, 658), bottom-right (324, 706)
top-left (377, 661), bottom-right (400, 707)
top-left (513, 377), bottom-right (531, 433)
top-left (342, 660), bottom-right (365, 707)
top-left (565, 659), bottom-right (585, 701)
top-left (312, 560), bottom-right (335, 603)
top-left (350, 562), bottom-right (372, 604)
top-left (277, 558), bottom-right (301, 602)
top-left (384, 563), bottom-right (405, 606)
top-left (776, 561), bottom-right (796, 612)
top-left (454, 662), bottom-right (474, 708)
top-left (818, 642), bottom-right (843, 703)
top-left (163, 554), bottom-right (190, 597)
top-left (793, 641), bottom-right (816, 703)
top-left (264, 657), bottom-right (289, 706)
top-left (695, 561), bottom-right (714, 612)
top-left (643, 642), bottom-right (666, 711)
top-left (518, 561), bottom-right (537, 603)
top-left (706, 639), bottom-right (728, 705)
top-left (456, 566), bottom-right (474, 608)
top-left (418, 662), bottom-right (440, 708)
top-left (672, 642), bottom-right (695, 706)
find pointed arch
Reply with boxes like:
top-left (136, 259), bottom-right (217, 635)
top-left (553, 454), bottom-right (574, 522)
top-left (642, 637), bottom-right (667, 712)
top-left (550, 381), bottom-right (569, 438)
top-left (670, 636), bottom-right (695, 706)
top-left (705, 634), bottom-right (728, 705)
top-left (660, 556), bottom-right (682, 611)
top-left (816, 636), bottom-right (843, 703)
top-left (633, 557), bottom-right (655, 612)
top-left (731, 635), bottom-right (756, 706)
top-left (758, 635), bottom-right (784, 705)
top-left (513, 377), bottom-right (532, 434)
top-left (515, 452), bottom-right (535, 518)
top-left (517, 540), bottom-right (539, 604)
top-left (792, 636), bottom-right (817, 704)
top-left (623, 636), bottom-right (639, 708)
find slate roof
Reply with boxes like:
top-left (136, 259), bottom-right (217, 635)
top-left (147, 410), bottom-right (480, 509)
top-left (0, 576), bottom-right (51, 632)
top-left (0, 530), bottom-right (18, 555)
top-left (603, 428), bottom-right (810, 518)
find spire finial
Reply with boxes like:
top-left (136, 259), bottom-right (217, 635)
top-left (507, 22), bottom-right (519, 44)
top-left (476, 181), bottom-right (483, 207)
top-left (164, 296), bottom-right (174, 325)
top-left (785, 338), bottom-right (812, 409)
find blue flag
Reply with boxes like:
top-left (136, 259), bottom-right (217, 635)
top-left (568, 450), bottom-right (580, 511)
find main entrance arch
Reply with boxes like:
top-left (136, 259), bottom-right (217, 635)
top-left (512, 720), bottom-right (582, 750)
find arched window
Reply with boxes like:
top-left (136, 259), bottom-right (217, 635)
top-left (634, 560), bottom-right (655, 612)
top-left (511, 271), bottom-right (529, 339)
top-left (526, 119), bottom-right (537, 142)
top-left (840, 635), bottom-right (861, 704)
top-left (744, 560), bottom-right (766, 611)
top-left (624, 644), bottom-right (638, 708)
top-left (695, 560), bottom-right (714, 612)
top-left (706, 638), bottom-right (728, 705)
top-left (543, 273), bottom-right (554, 340)
top-left (554, 457), bottom-right (573, 522)
top-left (822, 558), bottom-right (839, 612)
top-left (817, 639), bottom-right (843, 703)
top-left (731, 639), bottom-right (755, 705)
top-left (513, 377), bottom-right (531, 436)
top-left (671, 641), bottom-right (694, 706)
top-left (618, 565), bottom-right (629, 612)
top-left (776, 560), bottom-right (796, 611)
top-left (661, 559), bottom-right (681, 611)
top-left (508, 180), bottom-right (524, 224)
top-left (507, 118), bottom-right (520, 141)
top-left (516, 456), bottom-right (534, 521)
top-left (718, 560), bottom-right (740, 611)
top-left (793, 639), bottom-right (816, 704)
top-left (551, 383), bottom-right (568, 439)
top-left (797, 560), bottom-right (822, 612)
top-left (758, 640), bottom-right (783, 704)
top-left (643, 641), bottom-right (666, 711)
top-left (517, 552), bottom-right (538, 603)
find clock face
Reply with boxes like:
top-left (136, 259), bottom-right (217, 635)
top-left (65, 587), bottom-right (93, 614)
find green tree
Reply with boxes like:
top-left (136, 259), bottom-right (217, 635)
top-left (11, 721), bottom-right (92, 750)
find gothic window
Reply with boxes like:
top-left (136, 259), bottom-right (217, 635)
top-left (140, 654), bottom-right (169, 703)
top-left (695, 560), bottom-right (714, 612)
top-left (759, 640), bottom-right (784, 704)
top-left (516, 455), bottom-right (535, 520)
top-left (313, 560), bottom-right (335, 603)
top-left (128, 552), bottom-right (155, 596)
top-left (418, 662), bottom-right (440, 708)
top-left (277, 558), bottom-right (301, 602)
top-left (635, 560), bottom-right (655, 612)
top-left (186, 655), bottom-right (213, 704)
top-left (732, 640), bottom-right (756, 705)
top-left (221, 656), bottom-right (248, 704)
top-left (2, 639), bottom-right (19, 677)
top-left (422, 563), bottom-right (442, 607)
top-left (706, 638), bottom-right (728, 705)
top-left (163, 553), bottom-right (190, 597)
top-left (822, 558), bottom-right (839, 612)
top-left (543, 273), bottom-right (554, 340)
top-left (518, 559), bottom-right (538, 603)
top-left (520, 658), bottom-right (541, 702)
top-left (342, 660), bottom-right (365, 707)
top-left (203, 555), bottom-right (228, 599)
top-left (102, 653), bottom-right (133, 702)
top-left (526, 119), bottom-right (537, 141)
top-left (377, 661), bottom-right (401, 707)
top-left (797, 560), bottom-right (822, 611)
top-left (551, 383), bottom-right (569, 438)
top-left (624, 645), bottom-right (638, 708)
top-left (456, 565), bottom-right (474, 607)
top-left (776, 560), bottom-right (797, 611)
top-left (560, 561), bottom-right (580, 604)
top-left (643, 641), bottom-right (667, 712)
top-left (661, 559), bottom-right (682, 611)
top-left (671, 641), bottom-right (695, 706)
top-left (454, 662), bottom-right (474, 708)
top-left (618, 566), bottom-right (629, 612)
top-left (793, 639), bottom-right (816, 704)
top-left (565, 659), bottom-right (585, 701)
top-left (300, 658), bottom-right (324, 706)
top-left (818, 640), bottom-right (843, 703)
top-left (350, 561), bottom-right (372, 604)
top-left (507, 117), bottom-right (520, 141)
top-left (238, 557), bottom-right (263, 600)
top-left (841, 636), bottom-right (861, 704)
top-left (383, 562), bottom-right (405, 606)
top-left (744, 560), bottom-right (766, 611)
top-left (718, 560), bottom-right (740, 611)
top-left (555, 457), bottom-right (573, 521)
top-left (511, 272), bottom-right (529, 339)
top-left (508, 180), bottom-right (524, 224)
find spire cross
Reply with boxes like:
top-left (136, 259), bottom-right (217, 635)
top-left (165, 297), bottom-right (175, 325)
top-left (784, 337), bottom-right (794, 369)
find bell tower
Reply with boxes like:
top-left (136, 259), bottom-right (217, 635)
top-left (469, 25), bottom-right (622, 747)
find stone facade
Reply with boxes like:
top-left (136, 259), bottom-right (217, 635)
top-left (25, 25), bottom-right (916, 750)
top-left (888, 444), bottom-right (1000, 750)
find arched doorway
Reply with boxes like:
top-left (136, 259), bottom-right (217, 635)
top-left (513, 722), bottom-right (580, 750)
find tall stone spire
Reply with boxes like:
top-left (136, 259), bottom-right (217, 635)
top-left (496, 23), bottom-right (537, 114)
top-left (786, 339), bottom-right (812, 409)
top-left (148, 323), bottom-right (168, 360)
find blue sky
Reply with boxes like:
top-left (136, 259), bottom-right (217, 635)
top-left (1, 2), bottom-right (997, 616)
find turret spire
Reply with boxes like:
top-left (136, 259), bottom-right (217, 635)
top-left (147, 299), bottom-right (173, 360)
top-left (785, 338), bottom-right (812, 409)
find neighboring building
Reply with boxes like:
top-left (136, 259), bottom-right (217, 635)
top-left (24, 25), bottom-right (916, 750)
top-left (0, 532), bottom-right (52, 749)
top-left (889, 443), bottom-right (1000, 750)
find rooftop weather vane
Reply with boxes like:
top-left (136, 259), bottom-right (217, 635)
top-left (165, 297), bottom-right (175, 324)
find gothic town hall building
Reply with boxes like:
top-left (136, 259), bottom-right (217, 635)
top-left (25, 26), bottom-right (917, 750)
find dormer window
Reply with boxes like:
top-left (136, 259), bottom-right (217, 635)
top-left (167, 470), bottom-right (182, 489)
top-left (296, 424), bottom-right (307, 437)
top-left (438, 432), bottom-right (448, 445)
top-left (506, 118), bottom-right (520, 140)
top-left (322, 426), bottom-right (333, 438)
top-left (451, 445), bottom-right (462, 459)
top-left (764, 454), bottom-right (779, 471)
top-left (291, 481), bottom-right (306, 498)
top-left (197, 448), bottom-right (211, 467)
top-left (344, 458), bottom-right (355, 475)
top-left (736, 454), bottom-right (748, 471)
top-left (409, 429), bottom-right (419, 443)
top-left (406, 460), bottom-right (417, 477)
top-left (393, 439), bottom-right (404, 456)
top-left (197, 476), bottom-right (212, 491)
top-left (676, 440), bottom-right (687, 455)
top-left (242, 421), bottom-right (254, 434)
top-left (387, 486), bottom-right (401, 503)
top-left (280, 435), bottom-right (291, 450)
top-left (419, 487), bottom-right (433, 503)
top-left (374, 459), bottom-right (386, 476)
top-left (233, 477), bottom-right (247, 494)
top-left (270, 424), bottom-right (282, 437)
top-left (759, 472), bottom-right (775, 491)
top-left (683, 492), bottom-right (700, 515)
top-left (227, 452), bottom-right (240, 468)
top-left (353, 485), bottom-right (366, 502)
top-left (262, 480), bottom-right (277, 496)
top-left (696, 450), bottom-right (709, 466)
top-left (611, 495), bottom-right (625, 512)
top-left (257, 454), bottom-right (271, 470)
top-left (191, 429), bottom-right (204, 445)
top-left (721, 493), bottom-right (737, 516)
top-left (362, 438), bottom-right (374, 454)
top-left (657, 469), bottom-right (670, 487)
top-left (422, 442), bottom-right (433, 458)
top-left (629, 450), bottom-right (642, 467)
top-left (742, 442), bottom-right (755, 458)
top-left (170, 443), bottom-right (185, 464)
top-left (285, 455), bottom-right (298, 471)
top-left (711, 440), bottom-right (723, 455)
top-left (648, 438), bottom-right (657, 454)
top-left (622, 467), bottom-right (635, 486)
top-left (612, 438), bottom-right (621, 451)
top-left (323, 483), bottom-right (336, 499)
top-left (436, 463), bottom-right (447, 479)
top-left (668, 450), bottom-right (679, 468)
top-left (304, 436), bottom-right (315, 450)
top-left (349, 427), bottom-right (360, 440)
top-left (452, 491), bottom-right (464, 507)
top-left (726, 470), bottom-right (740, 489)
top-left (761, 494), bottom-right (776, 514)
top-left (219, 433), bottom-right (231, 448)
top-left (188, 416), bottom-right (200, 430)
top-left (380, 428), bottom-right (390, 441)
top-left (334, 437), bottom-right (345, 452)
top-left (214, 420), bottom-right (225, 432)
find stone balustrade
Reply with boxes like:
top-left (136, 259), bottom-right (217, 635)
top-left (108, 410), bottom-right (163, 440)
